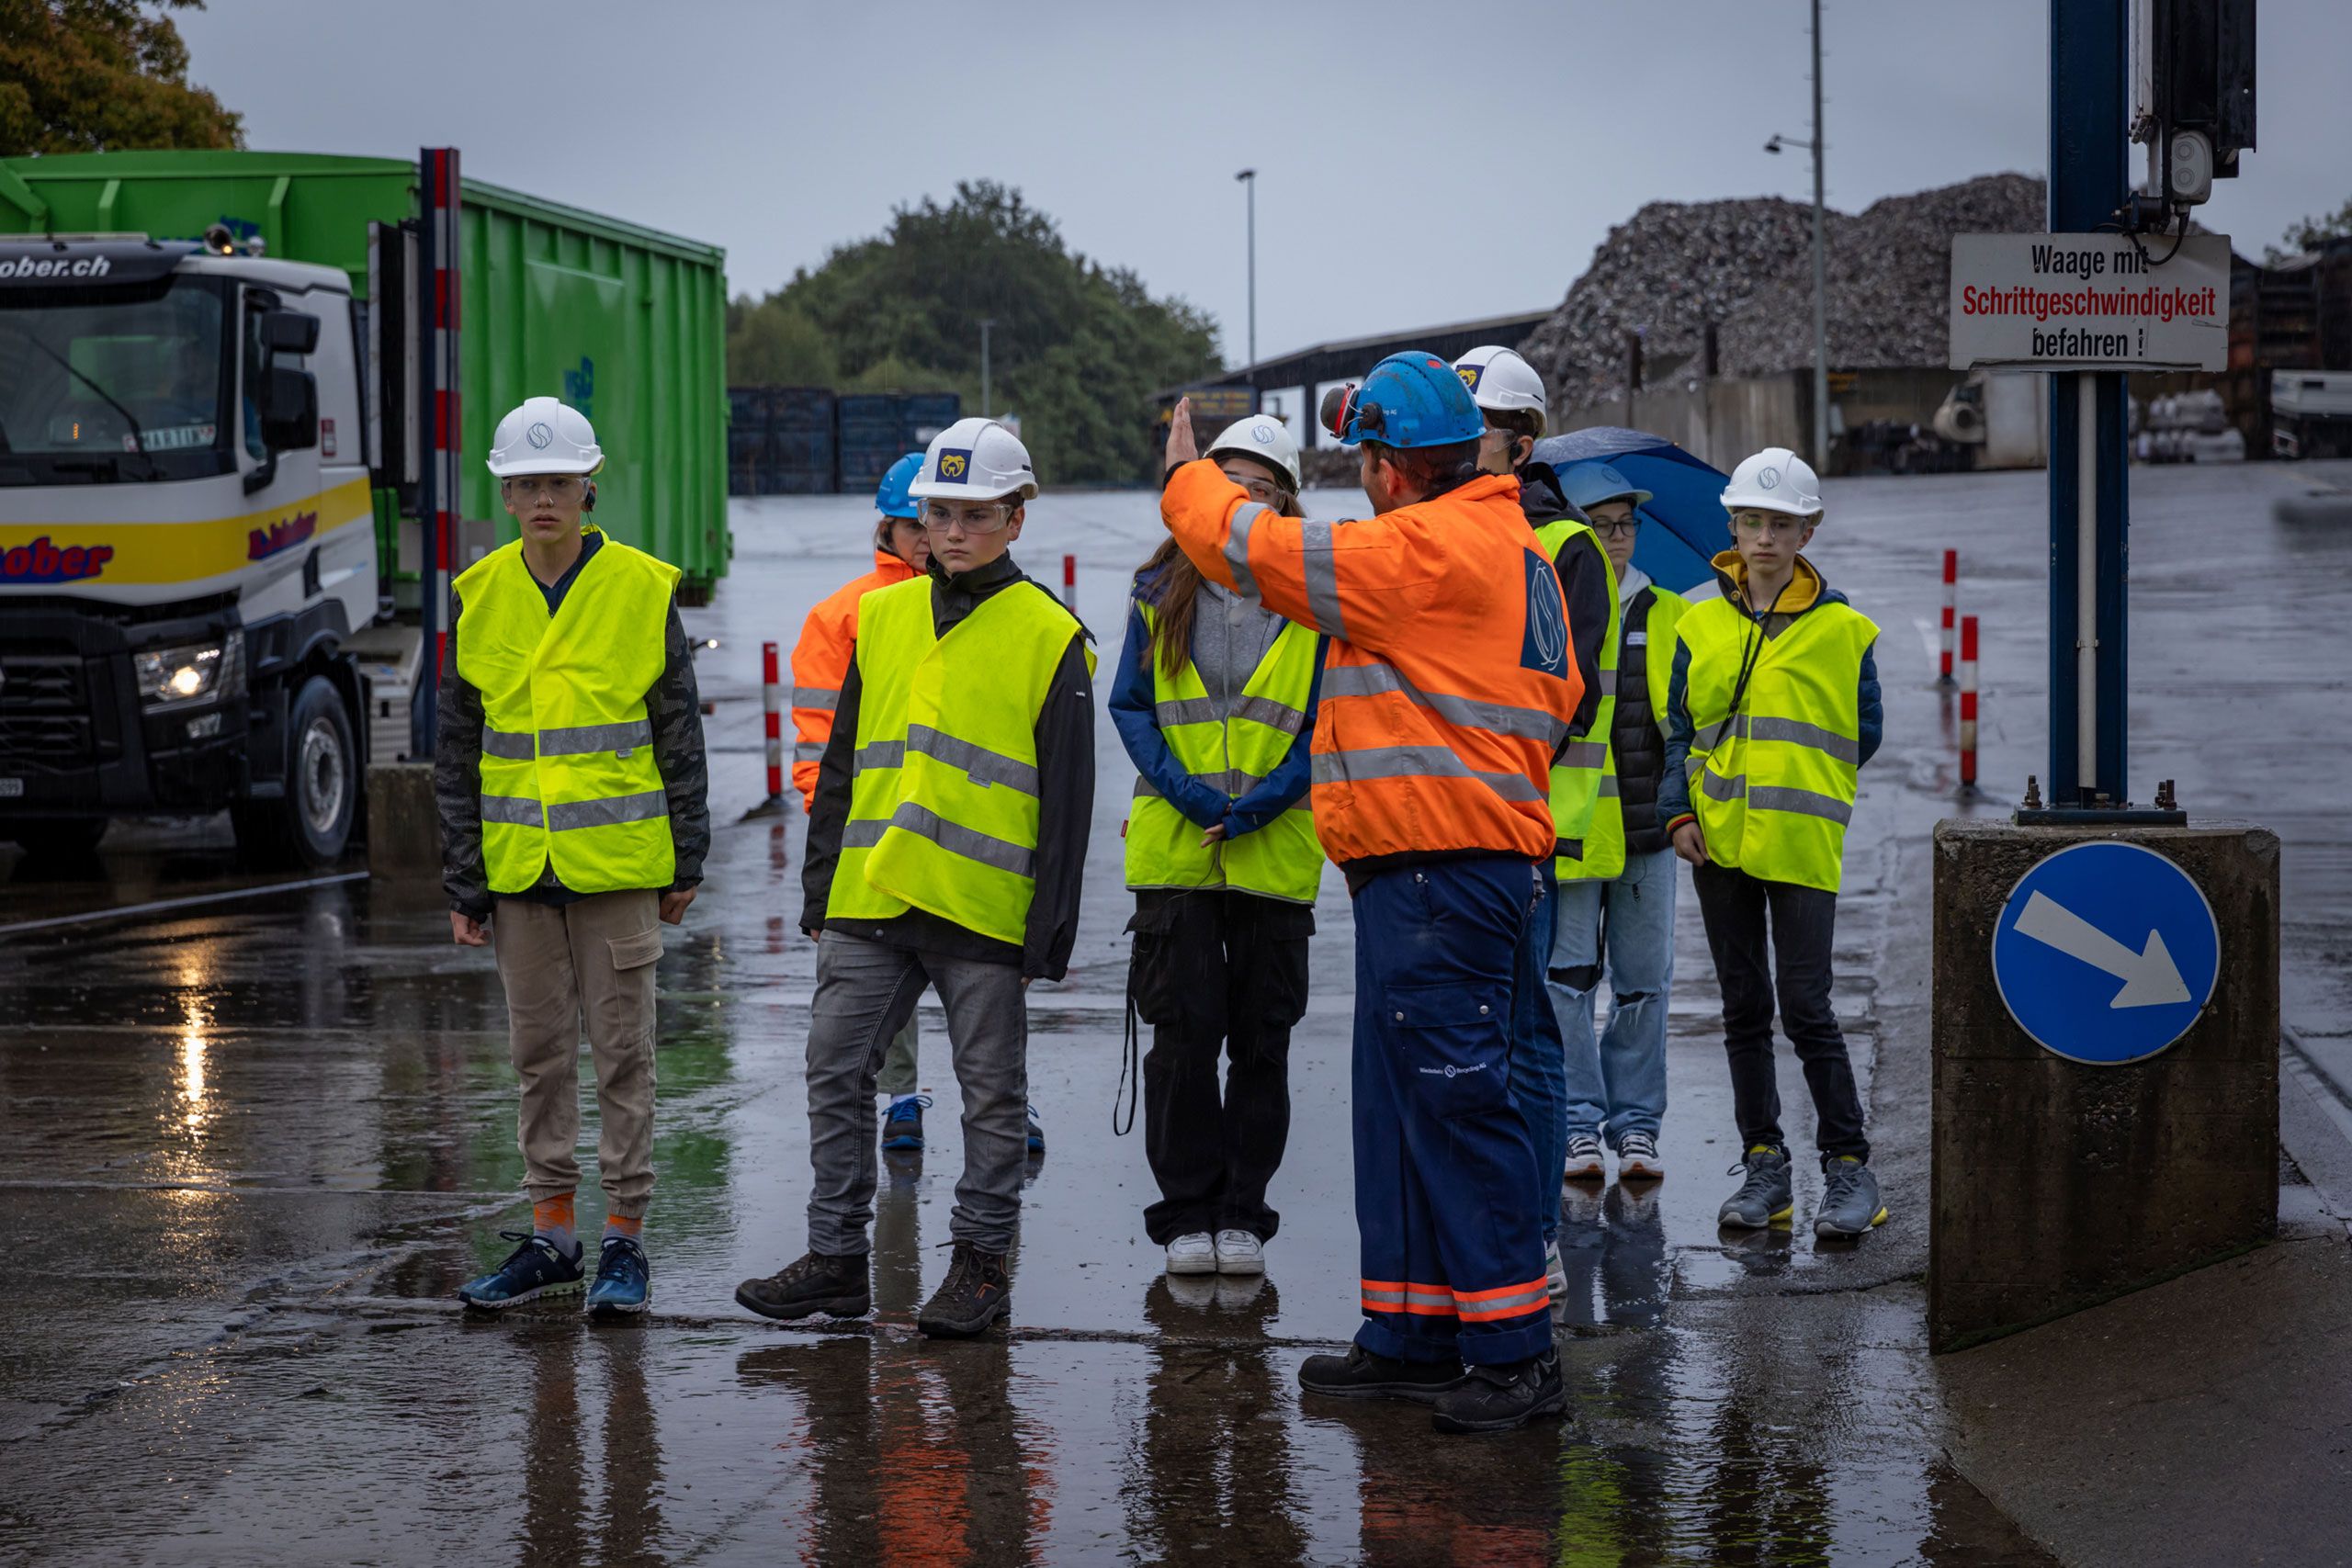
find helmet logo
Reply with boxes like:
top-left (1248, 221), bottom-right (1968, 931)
top-left (1251, 424), bottom-right (1274, 445)
top-left (1758, 467), bottom-right (1780, 490)
top-left (1458, 365), bottom-right (1483, 392)
top-left (938, 450), bottom-right (970, 480)
top-left (526, 423), bottom-right (554, 450)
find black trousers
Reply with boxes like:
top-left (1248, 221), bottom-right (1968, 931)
top-left (1689, 862), bottom-right (1868, 1162)
top-left (1129, 887), bottom-right (1314, 1243)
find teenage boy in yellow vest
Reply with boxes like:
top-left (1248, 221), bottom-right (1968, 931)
top-left (442, 398), bottom-right (708, 1317)
top-left (1659, 447), bottom-right (1885, 1240)
top-left (738, 418), bottom-right (1094, 1339)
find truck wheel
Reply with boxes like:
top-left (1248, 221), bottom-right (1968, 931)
top-left (233, 674), bottom-right (356, 869)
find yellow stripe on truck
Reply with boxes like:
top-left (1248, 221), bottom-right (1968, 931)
top-left (0, 476), bottom-right (374, 589)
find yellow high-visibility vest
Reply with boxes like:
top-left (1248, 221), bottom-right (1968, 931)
top-left (1677, 594), bottom-right (1878, 893)
top-left (829, 575), bottom-right (1091, 946)
top-left (1532, 517), bottom-right (1620, 876)
top-left (454, 533), bottom-right (680, 896)
top-left (1123, 603), bottom-right (1323, 904)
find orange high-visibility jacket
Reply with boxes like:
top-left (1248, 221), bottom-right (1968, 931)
top-left (790, 549), bottom-right (920, 809)
top-left (1161, 462), bottom-right (1581, 867)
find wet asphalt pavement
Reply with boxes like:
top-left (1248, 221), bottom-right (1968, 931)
top-left (6, 460), bottom-right (2346, 1564)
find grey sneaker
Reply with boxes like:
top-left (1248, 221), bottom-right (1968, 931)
top-left (1563, 1133), bottom-right (1606, 1181)
top-left (1814, 1156), bottom-right (1888, 1237)
top-left (1717, 1145), bottom-right (1794, 1229)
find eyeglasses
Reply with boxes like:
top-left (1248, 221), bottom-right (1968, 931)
top-left (1731, 512), bottom-right (1810, 539)
top-left (1589, 517), bottom-right (1643, 539)
top-left (922, 500), bottom-right (1014, 535)
top-left (504, 476), bottom-right (585, 502)
top-left (1219, 467), bottom-right (1287, 505)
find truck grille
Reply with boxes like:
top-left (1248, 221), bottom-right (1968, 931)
top-left (0, 652), bottom-right (96, 771)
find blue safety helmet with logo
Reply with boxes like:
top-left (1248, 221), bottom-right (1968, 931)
top-left (1317, 351), bottom-right (1488, 450)
top-left (875, 451), bottom-right (924, 520)
top-left (1557, 460), bottom-right (1655, 513)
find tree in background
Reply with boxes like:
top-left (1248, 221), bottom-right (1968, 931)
top-left (728, 181), bottom-right (1219, 485)
top-left (2267, 197), bottom-right (2352, 264)
top-left (0, 1), bottom-right (242, 156)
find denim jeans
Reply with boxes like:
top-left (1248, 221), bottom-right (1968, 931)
top-left (1550, 846), bottom-right (1677, 1148)
top-left (1510, 863), bottom-right (1567, 1244)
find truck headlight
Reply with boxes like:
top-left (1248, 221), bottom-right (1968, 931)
top-left (135, 631), bottom-right (244, 709)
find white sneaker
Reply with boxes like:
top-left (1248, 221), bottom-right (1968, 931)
top-left (1165, 1233), bottom-right (1217, 1275)
top-left (1616, 1130), bottom-right (1665, 1180)
top-left (1213, 1229), bottom-right (1264, 1275)
top-left (1564, 1134), bottom-right (1606, 1181)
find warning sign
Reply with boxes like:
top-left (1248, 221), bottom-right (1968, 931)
top-left (1949, 233), bottom-right (2231, 373)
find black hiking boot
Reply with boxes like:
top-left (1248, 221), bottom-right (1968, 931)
top-left (1431, 1351), bottom-right (1568, 1434)
top-left (735, 1251), bottom-right (871, 1321)
top-left (916, 1241), bottom-right (1012, 1338)
top-left (1296, 1345), bottom-right (1467, 1404)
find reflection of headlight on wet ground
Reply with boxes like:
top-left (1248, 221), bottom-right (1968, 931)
top-left (180, 1024), bottom-right (207, 1134)
top-left (135, 629), bottom-right (243, 709)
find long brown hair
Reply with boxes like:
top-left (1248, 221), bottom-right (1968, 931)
top-left (1139, 483), bottom-right (1303, 679)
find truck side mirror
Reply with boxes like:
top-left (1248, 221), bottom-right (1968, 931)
top-left (261, 365), bottom-right (319, 451)
top-left (262, 309), bottom-right (320, 355)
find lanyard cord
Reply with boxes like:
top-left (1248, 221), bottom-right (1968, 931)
top-left (1721, 572), bottom-right (1793, 741)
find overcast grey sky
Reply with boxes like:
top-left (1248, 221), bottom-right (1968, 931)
top-left (178, 0), bottom-right (2349, 366)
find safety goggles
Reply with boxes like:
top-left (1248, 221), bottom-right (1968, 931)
top-left (503, 475), bottom-right (587, 502)
top-left (1218, 466), bottom-right (1289, 506)
top-left (1731, 511), bottom-right (1809, 539)
top-left (922, 499), bottom-right (1016, 535)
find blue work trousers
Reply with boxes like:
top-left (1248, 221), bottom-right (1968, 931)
top-left (1511, 863), bottom-right (1567, 1245)
top-left (1552, 846), bottom-right (1678, 1147)
top-left (1351, 856), bottom-right (1554, 1369)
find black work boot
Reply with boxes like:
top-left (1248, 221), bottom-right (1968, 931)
top-left (1431, 1351), bottom-right (1567, 1434)
top-left (735, 1251), bottom-right (871, 1321)
top-left (916, 1240), bottom-right (1012, 1338)
top-left (1296, 1345), bottom-right (1466, 1404)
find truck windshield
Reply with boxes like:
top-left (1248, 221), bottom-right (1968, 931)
top-left (0, 274), bottom-right (236, 485)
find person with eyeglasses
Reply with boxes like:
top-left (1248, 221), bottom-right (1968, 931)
top-left (741, 417), bottom-right (1095, 1341)
top-left (442, 397), bottom-right (709, 1320)
top-left (1114, 412), bottom-right (1327, 1281)
top-left (1453, 345), bottom-right (1617, 1305)
top-left (1161, 353), bottom-right (1581, 1435)
top-left (1544, 462), bottom-right (1688, 1193)
top-left (1657, 446), bottom-right (1886, 1241)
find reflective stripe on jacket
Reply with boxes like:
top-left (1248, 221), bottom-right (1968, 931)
top-left (453, 535), bottom-right (682, 895)
top-left (790, 549), bottom-right (919, 810)
top-left (827, 574), bottom-right (1094, 945)
top-left (1160, 461), bottom-right (1579, 867)
top-left (1121, 600), bottom-right (1325, 903)
top-left (1669, 563), bottom-right (1878, 894)
top-left (1532, 517), bottom-right (1621, 875)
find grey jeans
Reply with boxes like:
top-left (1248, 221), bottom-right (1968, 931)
top-left (807, 930), bottom-right (1029, 1256)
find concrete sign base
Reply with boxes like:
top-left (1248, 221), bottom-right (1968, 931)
top-left (1928, 818), bottom-right (2279, 1353)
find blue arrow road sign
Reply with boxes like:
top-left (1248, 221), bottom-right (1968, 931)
top-left (1992, 842), bottom-right (2220, 1066)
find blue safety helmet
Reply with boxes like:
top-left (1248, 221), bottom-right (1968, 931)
top-left (1557, 460), bottom-right (1655, 513)
top-left (874, 451), bottom-right (925, 520)
top-left (1322, 350), bottom-right (1488, 450)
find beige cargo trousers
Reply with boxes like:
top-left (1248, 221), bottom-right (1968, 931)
top-left (492, 889), bottom-right (662, 1218)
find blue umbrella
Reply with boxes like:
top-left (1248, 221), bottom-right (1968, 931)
top-left (1531, 427), bottom-right (1728, 596)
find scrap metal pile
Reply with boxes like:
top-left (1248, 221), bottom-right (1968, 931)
top-left (1519, 173), bottom-right (2046, 410)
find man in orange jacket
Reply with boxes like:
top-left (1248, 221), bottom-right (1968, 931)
top-left (1160, 353), bottom-right (1582, 1434)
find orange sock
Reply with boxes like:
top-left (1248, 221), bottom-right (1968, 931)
top-left (605, 1213), bottom-right (644, 1240)
top-left (533, 1193), bottom-right (576, 1237)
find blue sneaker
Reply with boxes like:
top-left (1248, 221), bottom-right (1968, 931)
top-left (1025, 1103), bottom-right (1045, 1154)
top-left (458, 1230), bottom-right (584, 1310)
top-left (585, 1235), bottom-right (651, 1316)
top-left (881, 1094), bottom-right (931, 1152)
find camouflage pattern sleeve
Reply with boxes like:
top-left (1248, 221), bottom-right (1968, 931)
top-left (650, 596), bottom-right (710, 887)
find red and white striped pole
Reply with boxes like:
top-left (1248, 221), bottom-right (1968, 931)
top-left (1063, 551), bottom-right (1076, 604)
top-left (413, 146), bottom-right (460, 758)
top-left (762, 640), bottom-right (784, 805)
top-left (1939, 548), bottom-right (1957, 687)
top-left (1959, 614), bottom-right (1980, 795)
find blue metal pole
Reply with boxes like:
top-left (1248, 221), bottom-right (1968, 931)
top-left (2046, 0), bottom-right (2131, 808)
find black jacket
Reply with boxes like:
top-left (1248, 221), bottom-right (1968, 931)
top-left (1612, 583), bottom-right (1671, 856)
top-left (1519, 464), bottom-right (1612, 742)
top-left (435, 532), bottom-right (710, 919)
top-left (800, 552), bottom-right (1094, 981)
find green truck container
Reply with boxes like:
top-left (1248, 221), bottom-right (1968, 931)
top-left (0, 150), bottom-right (729, 867)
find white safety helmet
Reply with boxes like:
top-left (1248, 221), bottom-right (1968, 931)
top-left (1720, 446), bottom-right (1822, 517)
top-left (908, 417), bottom-right (1037, 502)
top-left (1453, 344), bottom-right (1548, 423)
top-left (1204, 413), bottom-right (1302, 491)
top-left (486, 396), bottom-right (604, 478)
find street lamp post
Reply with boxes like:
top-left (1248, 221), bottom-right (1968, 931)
top-left (1235, 168), bottom-right (1257, 372)
top-left (1765, 0), bottom-right (1831, 474)
top-left (980, 318), bottom-right (995, 419)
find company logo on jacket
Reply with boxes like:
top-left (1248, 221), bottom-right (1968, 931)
top-left (1520, 552), bottom-right (1568, 675)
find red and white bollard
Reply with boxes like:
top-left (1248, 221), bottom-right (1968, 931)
top-left (1939, 548), bottom-right (1957, 686)
top-left (1959, 615), bottom-right (1980, 795)
top-left (762, 640), bottom-right (785, 804)
top-left (1063, 551), bottom-right (1076, 604)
